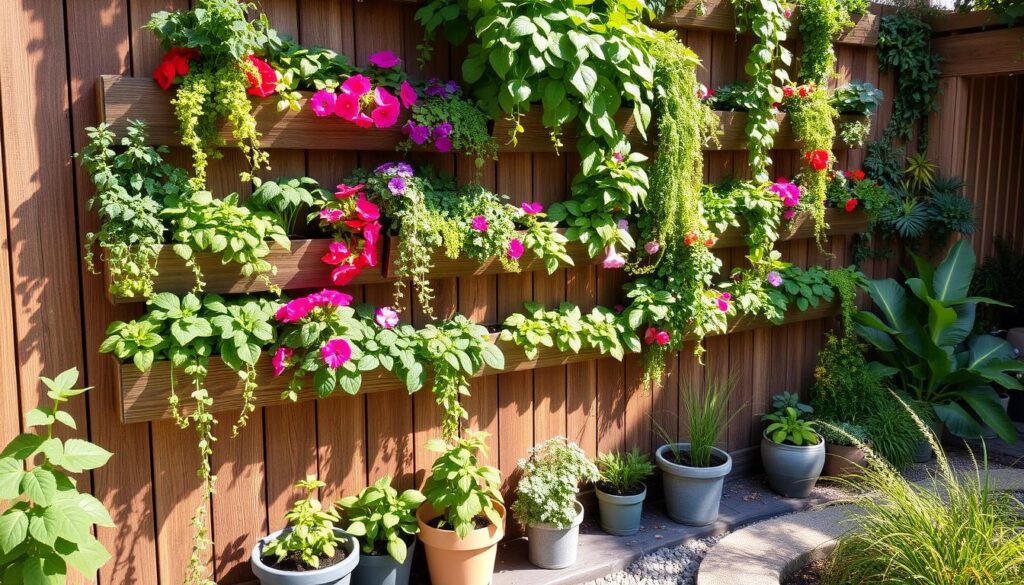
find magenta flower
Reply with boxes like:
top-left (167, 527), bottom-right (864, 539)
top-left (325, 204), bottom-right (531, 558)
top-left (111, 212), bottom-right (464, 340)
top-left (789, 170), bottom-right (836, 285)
top-left (767, 271), bottom-right (783, 287)
top-left (341, 74), bottom-right (372, 97)
top-left (471, 215), bottom-right (489, 232)
top-left (371, 87), bottom-right (400, 128)
top-left (321, 338), bottom-right (352, 369)
top-left (769, 178), bottom-right (801, 207)
top-left (783, 209), bottom-right (797, 220)
top-left (603, 245), bottom-right (626, 269)
top-left (717, 292), bottom-right (732, 312)
top-left (612, 153), bottom-right (625, 163)
top-left (645, 240), bottom-right (660, 255)
top-left (335, 92), bottom-right (361, 120)
top-left (655, 331), bottom-right (670, 346)
top-left (319, 209), bottom-right (343, 223)
top-left (310, 289), bottom-right (353, 308)
top-left (355, 194), bottom-right (380, 222)
top-left (310, 90), bottom-right (337, 117)
top-left (434, 122), bottom-right (453, 139)
top-left (434, 136), bottom-right (452, 153)
top-left (521, 202), bottom-right (544, 215)
top-left (335, 183), bottom-right (364, 199)
top-left (368, 51), bottom-right (401, 69)
top-left (508, 239), bottom-right (524, 260)
top-left (403, 121), bottom-right (431, 145)
top-left (321, 241), bottom-right (351, 265)
top-left (399, 81), bottom-right (418, 108)
top-left (352, 112), bottom-right (374, 128)
top-left (614, 304), bottom-right (624, 313)
top-left (388, 177), bottom-right (407, 196)
top-left (272, 347), bottom-right (293, 377)
top-left (375, 306), bottom-right (400, 329)
top-left (644, 327), bottom-right (657, 344)
top-left (275, 298), bottom-right (315, 324)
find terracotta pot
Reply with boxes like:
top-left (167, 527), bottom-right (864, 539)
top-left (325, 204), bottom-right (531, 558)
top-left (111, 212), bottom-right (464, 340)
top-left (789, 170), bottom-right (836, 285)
top-left (823, 443), bottom-right (869, 477)
top-left (416, 500), bottom-right (505, 585)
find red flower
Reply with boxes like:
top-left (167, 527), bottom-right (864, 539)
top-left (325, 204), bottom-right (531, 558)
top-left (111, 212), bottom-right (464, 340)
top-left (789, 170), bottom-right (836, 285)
top-left (704, 237), bottom-right (715, 248)
top-left (683, 232), bottom-right (699, 246)
top-left (852, 170), bottom-right (865, 181)
top-left (153, 48), bottom-right (199, 91)
top-left (644, 327), bottom-right (657, 345)
top-left (655, 331), bottom-right (670, 346)
top-left (783, 86), bottom-right (794, 98)
top-left (845, 199), bottom-right (859, 213)
top-left (245, 55), bottom-right (278, 97)
top-left (843, 170), bottom-right (853, 178)
top-left (798, 87), bottom-right (808, 98)
top-left (804, 150), bottom-right (830, 172)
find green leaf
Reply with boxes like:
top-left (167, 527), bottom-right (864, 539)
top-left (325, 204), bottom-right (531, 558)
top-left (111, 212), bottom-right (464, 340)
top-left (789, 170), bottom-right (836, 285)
top-left (1, 434), bottom-right (44, 460)
top-left (57, 536), bottom-right (110, 581)
top-left (25, 409), bottom-right (54, 429)
top-left (57, 440), bottom-right (113, 474)
top-left (0, 458), bottom-right (23, 499)
top-left (960, 387), bottom-right (1017, 444)
top-left (21, 552), bottom-right (66, 585)
top-left (21, 467), bottom-right (57, 506)
top-left (568, 64), bottom-right (597, 96)
top-left (479, 343), bottom-right (504, 371)
top-left (0, 509), bottom-right (28, 554)
top-left (53, 412), bottom-right (77, 431)
top-left (508, 15), bottom-right (537, 37)
top-left (968, 335), bottom-right (1014, 369)
top-left (933, 240), bottom-right (975, 303)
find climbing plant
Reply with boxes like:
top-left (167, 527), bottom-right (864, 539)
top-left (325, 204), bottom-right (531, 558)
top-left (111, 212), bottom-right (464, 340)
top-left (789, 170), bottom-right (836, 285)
top-left (877, 11), bottom-right (941, 152)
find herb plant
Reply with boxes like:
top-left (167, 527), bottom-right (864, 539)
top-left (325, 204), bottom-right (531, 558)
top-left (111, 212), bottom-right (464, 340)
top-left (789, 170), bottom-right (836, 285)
top-left (763, 393), bottom-right (820, 446)
top-left (421, 434), bottom-right (504, 539)
top-left (261, 476), bottom-right (343, 571)
top-left (511, 437), bottom-right (598, 528)
top-left (336, 476), bottom-right (424, 563)
top-left (680, 375), bottom-right (739, 466)
top-left (0, 368), bottom-right (114, 583)
top-left (247, 176), bottom-right (325, 235)
top-left (500, 302), bottom-right (640, 362)
top-left (831, 81), bottom-right (883, 116)
top-left (595, 449), bottom-right (655, 496)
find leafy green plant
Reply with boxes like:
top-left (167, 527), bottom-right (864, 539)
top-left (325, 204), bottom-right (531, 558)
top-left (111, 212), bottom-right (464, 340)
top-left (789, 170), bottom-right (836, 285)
top-left (499, 302), bottom-right (640, 362)
top-left (838, 120), bottom-right (870, 148)
top-left (790, 89), bottom-right (838, 246)
top-left (816, 420), bottom-right (868, 446)
top-left (877, 11), bottom-right (941, 152)
top-left (247, 176), bottom-right (325, 235)
top-left (78, 122), bottom-right (187, 299)
top-left (765, 265), bottom-right (839, 317)
top-left (763, 392), bottom-right (820, 445)
top-left (336, 476), bottom-right (424, 563)
top-left (400, 84), bottom-right (497, 166)
top-left (261, 476), bottom-right (342, 571)
top-left (595, 449), bottom-right (655, 496)
top-left (0, 368), bottom-right (114, 583)
top-left (511, 437), bottom-right (598, 528)
top-left (797, 0), bottom-right (853, 85)
top-left (853, 240), bottom-right (1024, 442)
top-left (421, 434), bottom-right (504, 539)
top-left (656, 374), bottom-right (738, 467)
top-left (972, 237), bottom-right (1024, 329)
top-left (831, 81), bottom-right (883, 116)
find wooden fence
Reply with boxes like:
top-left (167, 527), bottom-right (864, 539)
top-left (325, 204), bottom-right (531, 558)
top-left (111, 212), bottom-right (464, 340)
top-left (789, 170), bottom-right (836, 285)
top-left (0, 2), bottom-right (1019, 585)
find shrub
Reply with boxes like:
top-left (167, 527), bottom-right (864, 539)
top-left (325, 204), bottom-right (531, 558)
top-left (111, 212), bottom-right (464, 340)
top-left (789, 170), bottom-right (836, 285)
top-left (512, 437), bottom-right (598, 528)
top-left (763, 392), bottom-right (820, 446)
top-left (596, 449), bottom-right (655, 496)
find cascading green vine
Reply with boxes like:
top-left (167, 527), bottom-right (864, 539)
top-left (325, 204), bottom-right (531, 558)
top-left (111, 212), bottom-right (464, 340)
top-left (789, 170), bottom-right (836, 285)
top-left (877, 11), bottom-right (941, 152)
top-left (790, 89), bottom-right (837, 246)
top-left (797, 0), bottom-right (853, 86)
top-left (732, 0), bottom-right (793, 182)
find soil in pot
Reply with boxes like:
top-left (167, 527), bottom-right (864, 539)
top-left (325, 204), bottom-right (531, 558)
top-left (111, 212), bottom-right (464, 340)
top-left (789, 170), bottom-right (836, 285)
top-left (595, 481), bottom-right (645, 497)
top-left (263, 547), bottom-right (349, 573)
top-left (663, 450), bottom-right (728, 468)
top-left (425, 515), bottom-right (493, 531)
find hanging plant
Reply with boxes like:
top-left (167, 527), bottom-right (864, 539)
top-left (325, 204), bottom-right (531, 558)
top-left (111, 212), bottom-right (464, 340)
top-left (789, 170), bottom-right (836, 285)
top-left (797, 0), bottom-right (852, 86)
top-left (877, 12), bottom-right (941, 152)
top-left (312, 182), bottom-right (384, 287)
top-left (788, 87), bottom-right (837, 246)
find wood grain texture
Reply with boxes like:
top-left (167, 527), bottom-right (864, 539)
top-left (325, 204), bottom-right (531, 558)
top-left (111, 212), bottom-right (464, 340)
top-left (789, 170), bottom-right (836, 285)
top-left (933, 28), bottom-right (1024, 77)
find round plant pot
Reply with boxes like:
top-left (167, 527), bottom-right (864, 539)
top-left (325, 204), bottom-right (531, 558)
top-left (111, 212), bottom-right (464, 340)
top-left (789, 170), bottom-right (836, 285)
top-left (915, 420), bottom-right (944, 463)
top-left (760, 432), bottom-right (825, 498)
top-left (823, 443), bottom-right (868, 477)
top-left (251, 527), bottom-right (360, 585)
top-left (416, 500), bottom-right (505, 585)
top-left (527, 500), bottom-right (585, 569)
top-left (351, 537), bottom-right (416, 585)
top-left (655, 444), bottom-right (732, 526)
top-left (595, 485), bottom-right (646, 536)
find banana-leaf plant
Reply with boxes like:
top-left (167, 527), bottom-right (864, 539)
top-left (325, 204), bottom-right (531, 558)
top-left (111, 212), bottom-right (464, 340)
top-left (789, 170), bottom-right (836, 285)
top-left (854, 240), bottom-right (1024, 443)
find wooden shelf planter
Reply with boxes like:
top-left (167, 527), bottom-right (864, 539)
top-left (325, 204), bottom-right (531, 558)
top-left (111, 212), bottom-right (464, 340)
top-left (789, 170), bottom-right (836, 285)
top-left (97, 76), bottom-right (867, 154)
top-left (114, 300), bottom-right (840, 424)
top-left (658, 0), bottom-right (880, 46)
top-left (107, 210), bottom-right (868, 302)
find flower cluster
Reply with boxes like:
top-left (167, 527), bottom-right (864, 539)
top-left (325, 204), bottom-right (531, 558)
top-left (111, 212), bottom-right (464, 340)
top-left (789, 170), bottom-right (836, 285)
top-left (308, 52), bottom-right (416, 129)
top-left (315, 183), bottom-right (383, 286)
top-left (804, 149), bottom-right (830, 172)
top-left (153, 47), bottom-right (199, 90)
top-left (273, 289), bottom-right (355, 376)
top-left (644, 327), bottom-right (670, 346)
top-left (402, 120), bottom-right (453, 153)
top-left (769, 178), bottom-right (802, 220)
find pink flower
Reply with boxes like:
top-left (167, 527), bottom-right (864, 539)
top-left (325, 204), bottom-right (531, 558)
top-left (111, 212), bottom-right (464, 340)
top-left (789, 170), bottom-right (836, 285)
top-left (614, 304), bottom-right (624, 313)
top-left (353, 112), bottom-right (374, 128)
top-left (644, 327), bottom-right (657, 345)
top-left (332, 263), bottom-right (362, 286)
top-left (371, 88), bottom-right (401, 128)
top-left (508, 239), bottom-right (524, 260)
top-left (434, 136), bottom-right (452, 153)
top-left (245, 56), bottom-right (278, 97)
top-left (335, 183), bottom-right (364, 199)
top-left (521, 202), bottom-right (544, 215)
top-left (767, 271), bottom-right (783, 287)
top-left (471, 215), bottom-right (489, 232)
top-left (655, 331), bottom-right (670, 346)
top-left (696, 84), bottom-right (709, 100)
top-left (322, 240), bottom-right (351, 265)
top-left (783, 209), bottom-right (797, 220)
top-left (335, 92), bottom-right (361, 120)
top-left (612, 153), bottom-right (625, 163)
top-left (400, 81), bottom-right (418, 108)
top-left (276, 298), bottom-right (315, 324)
top-left (321, 338), bottom-right (352, 369)
top-left (645, 240), bottom-right (660, 255)
top-left (362, 223), bottom-right (381, 267)
top-left (618, 219), bottom-right (629, 231)
top-left (717, 292), bottom-right (731, 312)
top-left (310, 90), bottom-right (337, 117)
top-left (368, 51), bottom-right (401, 69)
top-left (375, 306), bottom-right (400, 329)
top-left (603, 245), bottom-right (626, 269)
top-left (272, 347), bottom-right (293, 377)
top-left (355, 194), bottom-right (380, 222)
top-left (769, 178), bottom-right (801, 207)
top-left (320, 209), bottom-right (343, 223)
top-left (784, 8), bottom-right (793, 19)
top-left (341, 74), bottom-right (372, 98)
top-left (310, 289), bottom-right (352, 308)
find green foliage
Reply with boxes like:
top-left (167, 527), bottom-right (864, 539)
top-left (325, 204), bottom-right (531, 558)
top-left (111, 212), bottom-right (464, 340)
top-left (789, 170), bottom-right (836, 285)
top-left (816, 420), bottom-right (868, 446)
top-left (864, 140), bottom-right (906, 189)
top-left (853, 241), bottom-right (1024, 443)
top-left (261, 476), bottom-right (342, 570)
top-left (732, 0), bottom-right (793, 181)
top-left (499, 302), bottom-right (640, 362)
top-left (77, 122), bottom-right (187, 299)
top-left (511, 438), bottom-right (598, 528)
top-left (336, 476), bottom-right (424, 563)
top-left (421, 434), bottom-right (504, 540)
top-left (797, 0), bottom-right (852, 85)
top-left (401, 91), bottom-right (498, 166)
top-left (595, 449), bottom-right (655, 495)
top-left (0, 369), bottom-right (114, 583)
top-left (766, 265), bottom-right (838, 316)
top-left (677, 375), bottom-right (738, 467)
top-left (825, 440), bottom-right (1024, 584)
top-left (762, 393), bottom-right (820, 445)
top-left (864, 398), bottom-right (921, 470)
top-left (247, 176), bottom-right (325, 235)
top-left (959, 0), bottom-right (1024, 24)
top-left (790, 90), bottom-right (837, 246)
top-left (837, 120), bottom-right (870, 148)
top-left (877, 12), bottom-right (941, 152)
top-left (972, 237), bottom-right (1024, 329)
top-left (831, 81), bottom-right (883, 116)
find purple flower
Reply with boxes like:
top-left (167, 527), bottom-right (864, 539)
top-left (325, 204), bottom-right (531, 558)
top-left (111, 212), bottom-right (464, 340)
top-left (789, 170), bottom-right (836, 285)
top-left (618, 219), bottom-right (629, 231)
top-left (309, 90), bottom-right (337, 117)
top-left (612, 153), bottom-right (625, 163)
top-left (434, 122), bottom-right (453, 139)
top-left (375, 162), bottom-right (396, 174)
top-left (375, 306), bottom-right (400, 329)
top-left (645, 240), bottom-right (660, 255)
top-left (434, 136), bottom-right (452, 153)
top-left (444, 80), bottom-right (460, 96)
top-left (367, 51), bottom-right (401, 69)
top-left (767, 271), bottom-right (783, 287)
top-left (425, 78), bottom-right (447, 97)
top-left (404, 121), bottom-right (431, 145)
top-left (395, 162), bottom-right (414, 177)
top-left (471, 215), bottom-right (489, 232)
top-left (388, 177), bottom-right (407, 195)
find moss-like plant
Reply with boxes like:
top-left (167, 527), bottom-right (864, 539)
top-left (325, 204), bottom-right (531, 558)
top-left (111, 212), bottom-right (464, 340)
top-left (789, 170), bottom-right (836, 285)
top-left (790, 90), bottom-right (837, 246)
top-left (797, 0), bottom-right (852, 86)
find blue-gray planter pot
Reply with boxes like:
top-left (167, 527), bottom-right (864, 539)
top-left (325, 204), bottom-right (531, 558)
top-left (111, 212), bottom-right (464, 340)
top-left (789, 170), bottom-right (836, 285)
top-left (251, 528), bottom-right (360, 585)
top-left (527, 500), bottom-right (585, 570)
top-left (351, 538), bottom-right (416, 585)
top-left (760, 432), bottom-right (825, 498)
top-left (595, 485), bottom-right (646, 536)
top-left (655, 444), bottom-right (732, 526)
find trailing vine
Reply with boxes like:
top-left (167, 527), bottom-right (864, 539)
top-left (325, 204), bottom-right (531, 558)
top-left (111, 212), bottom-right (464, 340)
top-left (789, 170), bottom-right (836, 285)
top-left (877, 11), bottom-right (941, 152)
top-left (732, 0), bottom-right (793, 182)
top-left (797, 0), bottom-right (852, 86)
top-left (789, 88), bottom-right (837, 246)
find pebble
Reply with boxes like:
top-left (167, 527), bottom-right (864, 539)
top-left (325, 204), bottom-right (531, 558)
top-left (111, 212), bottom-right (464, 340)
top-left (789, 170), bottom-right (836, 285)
top-left (585, 536), bottom-right (720, 585)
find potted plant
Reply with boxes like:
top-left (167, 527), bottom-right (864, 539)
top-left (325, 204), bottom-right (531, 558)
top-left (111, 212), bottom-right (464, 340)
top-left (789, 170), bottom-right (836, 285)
top-left (819, 421), bottom-right (869, 477)
top-left (416, 433), bottom-right (505, 585)
top-left (512, 437), bottom-right (599, 569)
top-left (653, 376), bottom-right (737, 526)
top-left (336, 476), bottom-right (424, 585)
top-left (761, 393), bottom-right (825, 498)
top-left (252, 476), bottom-right (360, 585)
top-left (594, 448), bottom-right (655, 536)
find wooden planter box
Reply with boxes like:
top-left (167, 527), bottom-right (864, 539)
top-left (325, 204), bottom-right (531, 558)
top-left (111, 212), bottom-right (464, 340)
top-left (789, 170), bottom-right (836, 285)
top-left (114, 300), bottom-right (840, 424)
top-left (97, 76), bottom-right (868, 154)
top-left (108, 210), bottom-right (869, 301)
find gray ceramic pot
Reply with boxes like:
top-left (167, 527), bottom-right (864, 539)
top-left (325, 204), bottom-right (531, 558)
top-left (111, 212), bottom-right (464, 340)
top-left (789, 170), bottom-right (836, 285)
top-left (760, 432), bottom-right (825, 498)
top-left (655, 444), bottom-right (732, 526)
top-left (595, 485), bottom-right (646, 536)
top-left (351, 538), bottom-right (415, 585)
top-left (251, 528), bottom-right (360, 585)
top-left (526, 500), bottom-right (584, 569)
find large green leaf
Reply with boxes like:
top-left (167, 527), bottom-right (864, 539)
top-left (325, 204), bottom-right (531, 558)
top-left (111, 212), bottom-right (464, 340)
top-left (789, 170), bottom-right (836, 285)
top-left (0, 457), bottom-right (23, 499)
top-left (974, 358), bottom-right (1024, 390)
top-left (863, 279), bottom-right (909, 332)
top-left (56, 440), bottom-right (112, 474)
top-left (934, 401), bottom-right (984, 438)
top-left (959, 387), bottom-right (1017, 444)
top-left (939, 303), bottom-right (976, 347)
top-left (933, 240), bottom-right (975, 302)
top-left (907, 249), bottom-right (935, 294)
top-left (967, 335), bottom-right (1014, 369)
top-left (56, 536), bottom-right (110, 581)
top-left (0, 508), bottom-right (28, 554)
top-left (907, 278), bottom-right (957, 347)
top-left (854, 321), bottom-right (897, 352)
top-left (21, 467), bottom-right (57, 506)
